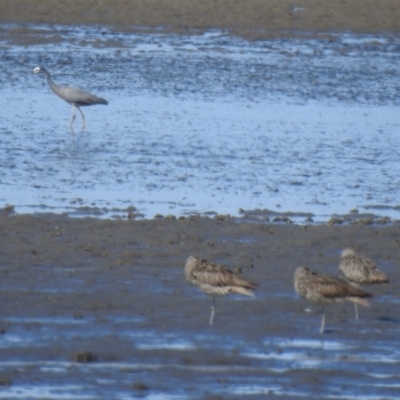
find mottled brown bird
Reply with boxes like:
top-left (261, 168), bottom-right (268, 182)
top-left (294, 266), bottom-right (372, 333)
top-left (339, 248), bottom-right (388, 319)
top-left (184, 255), bottom-right (256, 325)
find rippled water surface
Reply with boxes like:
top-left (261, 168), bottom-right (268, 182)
top-left (2, 25), bottom-right (400, 399)
top-left (1, 25), bottom-right (400, 220)
top-left (0, 260), bottom-right (399, 400)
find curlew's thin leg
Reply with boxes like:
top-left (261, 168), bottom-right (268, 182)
top-left (320, 307), bottom-right (325, 334)
top-left (209, 296), bottom-right (216, 325)
top-left (70, 105), bottom-right (77, 130)
top-left (354, 303), bottom-right (359, 320)
top-left (77, 106), bottom-right (86, 131)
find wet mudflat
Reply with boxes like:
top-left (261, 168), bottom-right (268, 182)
top-left (1, 26), bottom-right (400, 220)
top-left (1, 0), bottom-right (400, 38)
top-left (1, 2), bottom-right (400, 398)
top-left (0, 213), bottom-right (399, 399)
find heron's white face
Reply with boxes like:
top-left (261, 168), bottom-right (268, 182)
top-left (32, 67), bottom-right (41, 74)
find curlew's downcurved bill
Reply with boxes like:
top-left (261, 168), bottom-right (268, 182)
top-left (33, 66), bottom-right (108, 131)
top-left (184, 255), bottom-right (256, 325)
top-left (294, 266), bottom-right (372, 333)
top-left (339, 248), bottom-right (388, 319)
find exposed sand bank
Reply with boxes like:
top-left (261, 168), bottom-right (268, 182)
top-left (1, 0), bottom-right (400, 39)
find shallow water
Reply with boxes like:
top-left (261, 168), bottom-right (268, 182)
top-left (0, 255), bottom-right (399, 400)
top-left (1, 27), bottom-right (400, 396)
top-left (0, 317), bottom-right (399, 399)
top-left (1, 25), bottom-right (400, 220)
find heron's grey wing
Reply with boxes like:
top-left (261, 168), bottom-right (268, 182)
top-left (58, 86), bottom-right (107, 106)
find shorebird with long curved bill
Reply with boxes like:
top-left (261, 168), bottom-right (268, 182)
top-left (294, 266), bottom-right (372, 334)
top-left (184, 255), bottom-right (256, 325)
top-left (339, 248), bottom-right (389, 319)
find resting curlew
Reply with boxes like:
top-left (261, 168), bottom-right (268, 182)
top-left (339, 248), bottom-right (388, 319)
top-left (184, 255), bottom-right (256, 325)
top-left (294, 266), bottom-right (372, 333)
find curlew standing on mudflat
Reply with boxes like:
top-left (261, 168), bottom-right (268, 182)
top-left (294, 266), bottom-right (372, 333)
top-left (184, 255), bottom-right (256, 325)
top-left (339, 248), bottom-right (389, 319)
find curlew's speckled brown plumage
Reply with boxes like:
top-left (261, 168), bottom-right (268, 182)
top-left (184, 255), bottom-right (256, 325)
top-left (294, 266), bottom-right (372, 333)
top-left (339, 248), bottom-right (388, 319)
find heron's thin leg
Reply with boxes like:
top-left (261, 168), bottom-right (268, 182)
top-left (77, 106), bottom-right (86, 131)
top-left (354, 303), bottom-right (359, 320)
top-left (209, 296), bottom-right (216, 325)
top-left (70, 106), bottom-right (77, 130)
top-left (320, 307), bottom-right (325, 334)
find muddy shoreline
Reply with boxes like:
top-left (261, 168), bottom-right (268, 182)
top-left (1, 211), bottom-right (399, 269)
top-left (1, 1), bottom-right (400, 396)
top-left (1, 0), bottom-right (400, 40)
top-left (0, 213), bottom-right (399, 397)
top-left (0, 212), bottom-right (397, 309)
top-left (1, 211), bottom-right (398, 331)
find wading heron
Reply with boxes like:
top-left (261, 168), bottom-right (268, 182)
top-left (32, 66), bottom-right (108, 131)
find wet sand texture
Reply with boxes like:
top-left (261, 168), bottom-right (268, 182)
top-left (2, 0), bottom-right (400, 38)
top-left (0, 214), bottom-right (399, 397)
top-left (0, 213), bottom-right (397, 322)
top-left (1, 0), bottom-right (400, 396)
